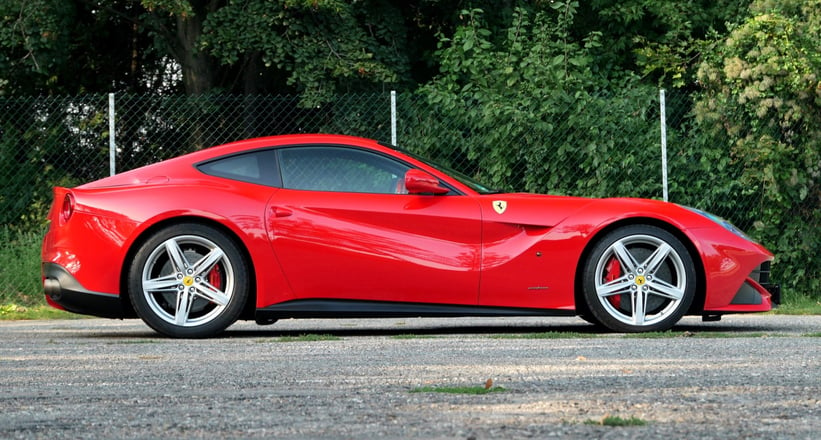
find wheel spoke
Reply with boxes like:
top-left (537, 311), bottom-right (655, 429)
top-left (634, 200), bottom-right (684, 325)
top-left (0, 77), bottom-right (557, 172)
top-left (194, 282), bottom-right (230, 306)
top-left (143, 273), bottom-right (179, 293)
top-left (164, 239), bottom-right (189, 272)
top-left (596, 275), bottom-right (632, 298)
top-left (192, 247), bottom-right (225, 278)
top-left (641, 242), bottom-right (672, 275)
top-left (632, 290), bottom-right (647, 326)
top-left (648, 278), bottom-right (685, 301)
top-left (611, 241), bottom-right (639, 273)
top-left (175, 290), bottom-right (194, 325)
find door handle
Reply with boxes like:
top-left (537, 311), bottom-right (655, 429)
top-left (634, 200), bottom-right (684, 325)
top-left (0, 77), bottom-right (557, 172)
top-left (272, 207), bottom-right (293, 218)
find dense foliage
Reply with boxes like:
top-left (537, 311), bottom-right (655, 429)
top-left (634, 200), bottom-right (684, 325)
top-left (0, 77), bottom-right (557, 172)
top-left (412, 5), bottom-right (662, 198)
top-left (689, 0), bottom-right (821, 297)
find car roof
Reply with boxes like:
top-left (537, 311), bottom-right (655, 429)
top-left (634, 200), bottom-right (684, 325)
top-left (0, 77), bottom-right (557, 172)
top-left (197, 134), bottom-right (388, 159)
top-left (77, 134), bottom-right (420, 190)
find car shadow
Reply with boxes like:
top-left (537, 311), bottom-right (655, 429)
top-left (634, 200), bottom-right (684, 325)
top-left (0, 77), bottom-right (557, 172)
top-left (223, 323), bottom-right (599, 339)
top-left (80, 319), bottom-right (786, 340)
top-left (219, 321), bottom-right (782, 339)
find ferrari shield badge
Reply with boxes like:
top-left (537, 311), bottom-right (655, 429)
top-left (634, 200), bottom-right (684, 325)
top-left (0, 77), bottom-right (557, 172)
top-left (492, 200), bottom-right (507, 214)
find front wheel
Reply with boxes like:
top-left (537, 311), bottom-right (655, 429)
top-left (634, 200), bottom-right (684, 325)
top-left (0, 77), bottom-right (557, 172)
top-left (128, 223), bottom-right (250, 338)
top-left (582, 225), bottom-right (696, 332)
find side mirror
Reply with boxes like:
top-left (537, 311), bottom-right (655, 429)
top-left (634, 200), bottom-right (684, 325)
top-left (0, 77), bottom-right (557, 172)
top-left (404, 169), bottom-right (449, 195)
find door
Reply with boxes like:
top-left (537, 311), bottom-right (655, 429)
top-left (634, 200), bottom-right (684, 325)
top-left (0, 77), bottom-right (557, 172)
top-left (266, 146), bottom-right (482, 305)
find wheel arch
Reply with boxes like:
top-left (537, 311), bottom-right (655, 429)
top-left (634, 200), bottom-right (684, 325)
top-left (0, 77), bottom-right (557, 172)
top-left (573, 217), bottom-right (706, 317)
top-left (119, 216), bottom-right (258, 321)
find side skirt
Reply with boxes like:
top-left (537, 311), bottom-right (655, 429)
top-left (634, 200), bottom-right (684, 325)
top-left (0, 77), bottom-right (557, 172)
top-left (255, 299), bottom-right (576, 321)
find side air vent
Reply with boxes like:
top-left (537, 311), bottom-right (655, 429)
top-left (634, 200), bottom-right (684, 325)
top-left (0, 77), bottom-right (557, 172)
top-left (750, 261), bottom-right (771, 285)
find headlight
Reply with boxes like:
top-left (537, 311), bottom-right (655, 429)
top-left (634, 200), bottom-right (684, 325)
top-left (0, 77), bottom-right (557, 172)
top-left (683, 206), bottom-right (754, 242)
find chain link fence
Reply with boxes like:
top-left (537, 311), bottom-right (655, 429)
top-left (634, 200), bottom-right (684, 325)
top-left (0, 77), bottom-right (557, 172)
top-left (1, 90), bottom-right (818, 305)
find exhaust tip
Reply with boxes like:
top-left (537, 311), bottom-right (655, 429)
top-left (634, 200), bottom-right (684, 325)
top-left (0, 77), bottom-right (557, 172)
top-left (44, 278), bottom-right (62, 300)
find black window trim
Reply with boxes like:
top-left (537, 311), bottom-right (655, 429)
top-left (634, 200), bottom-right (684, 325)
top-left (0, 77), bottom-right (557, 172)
top-left (273, 143), bottom-right (464, 195)
top-left (195, 143), bottom-right (465, 195)
top-left (195, 148), bottom-right (282, 187)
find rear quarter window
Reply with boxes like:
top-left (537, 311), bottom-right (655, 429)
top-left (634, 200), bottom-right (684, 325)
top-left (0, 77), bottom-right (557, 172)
top-left (197, 150), bottom-right (280, 186)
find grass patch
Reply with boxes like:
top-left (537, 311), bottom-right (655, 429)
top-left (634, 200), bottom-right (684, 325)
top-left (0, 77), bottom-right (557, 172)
top-left (803, 332), bottom-right (821, 338)
top-left (769, 295), bottom-right (821, 315)
top-left (409, 385), bottom-right (506, 395)
top-left (0, 304), bottom-right (83, 320)
top-left (584, 415), bottom-right (648, 427)
top-left (0, 227), bottom-right (43, 308)
top-left (490, 331), bottom-right (597, 339)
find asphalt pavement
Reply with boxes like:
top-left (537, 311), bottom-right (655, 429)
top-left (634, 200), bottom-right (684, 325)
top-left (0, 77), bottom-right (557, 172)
top-left (1, 314), bottom-right (819, 439)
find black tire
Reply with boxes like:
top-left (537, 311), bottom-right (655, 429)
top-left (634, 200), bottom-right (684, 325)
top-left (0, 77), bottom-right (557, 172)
top-left (582, 224), bottom-right (696, 333)
top-left (577, 313), bottom-right (604, 327)
top-left (128, 223), bottom-right (249, 338)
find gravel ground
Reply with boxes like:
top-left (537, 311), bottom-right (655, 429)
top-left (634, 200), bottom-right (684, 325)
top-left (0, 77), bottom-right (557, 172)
top-left (0, 314), bottom-right (819, 439)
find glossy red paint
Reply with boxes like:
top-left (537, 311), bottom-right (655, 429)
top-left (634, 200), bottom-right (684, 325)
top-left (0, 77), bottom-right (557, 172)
top-left (267, 189), bottom-right (482, 305)
top-left (41, 134), bottom-right (776, 335)
top-left (404, 169), bottom-right (450, 195)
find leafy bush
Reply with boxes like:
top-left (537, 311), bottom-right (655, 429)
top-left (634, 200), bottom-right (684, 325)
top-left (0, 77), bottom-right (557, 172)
top-left (689, 0), bottom-right (821, 298)
top-left (0, 226), bottom-right (43, 307)
top-left (402, 3), bottom-right (819, 301)
top-left (407, 5), bottom-right (663, 200)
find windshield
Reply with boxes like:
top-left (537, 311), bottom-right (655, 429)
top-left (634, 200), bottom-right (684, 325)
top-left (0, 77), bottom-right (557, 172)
top-left (385, 144), bottom-right (500, 194)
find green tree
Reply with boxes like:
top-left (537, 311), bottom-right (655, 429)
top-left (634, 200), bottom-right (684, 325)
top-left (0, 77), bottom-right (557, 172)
top-left (0, 0), bottom-right (75, 94)
top-left (199, 0), bottom-right (410, 104)
top-left (413, 4), bottom-right (661, 198)
top-left (0, 0), bottom-right (178, 95)
top-left (577, 0), bottom-right (750, 88)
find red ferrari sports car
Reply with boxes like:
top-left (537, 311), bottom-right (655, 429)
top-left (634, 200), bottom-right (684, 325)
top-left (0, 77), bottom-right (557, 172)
top-left (41, 134), bottom-right (779, 337)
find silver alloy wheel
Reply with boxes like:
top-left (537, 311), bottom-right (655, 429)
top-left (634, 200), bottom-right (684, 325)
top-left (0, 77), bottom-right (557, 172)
top-left (141, 235), bottom-right (235, 327)
top-left (593, 233), bottom-right (687, 327)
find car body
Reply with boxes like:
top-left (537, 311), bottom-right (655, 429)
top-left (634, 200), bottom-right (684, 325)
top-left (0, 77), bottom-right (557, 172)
top-left (41, 134), bottom-right (779, 337)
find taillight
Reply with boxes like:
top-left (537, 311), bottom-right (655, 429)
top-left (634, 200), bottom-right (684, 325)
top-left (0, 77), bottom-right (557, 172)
top-left (61, 193), bottom-right (74, 222)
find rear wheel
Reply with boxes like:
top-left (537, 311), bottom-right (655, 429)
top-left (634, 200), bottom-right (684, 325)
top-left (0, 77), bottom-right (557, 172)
top-left (128, 223), bottom-right (249, 338)
top-left (582, 225), bottom-right (696, 332)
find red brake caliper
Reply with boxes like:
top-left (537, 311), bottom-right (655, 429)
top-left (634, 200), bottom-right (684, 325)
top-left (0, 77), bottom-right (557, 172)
top-left (604, 257), bottom-right (622, 308)
top-left (208, 265), bottom-right (223, 294)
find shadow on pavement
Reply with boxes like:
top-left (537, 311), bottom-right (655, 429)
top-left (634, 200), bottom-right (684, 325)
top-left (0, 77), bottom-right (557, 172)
top-left (78, 319), bottom-right (786, 340)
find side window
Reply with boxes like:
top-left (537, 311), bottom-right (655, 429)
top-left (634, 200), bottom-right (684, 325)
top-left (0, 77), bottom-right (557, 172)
top-left (197, 150), bottom-right (279, 186)
top-left (279, 147), bottom-right (410, 194)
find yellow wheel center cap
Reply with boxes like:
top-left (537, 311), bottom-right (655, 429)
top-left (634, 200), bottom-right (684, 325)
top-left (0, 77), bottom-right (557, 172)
top-left (635, 275), bottom-right (646, 286)
top-left (182, 276), bottom-right (194, 287)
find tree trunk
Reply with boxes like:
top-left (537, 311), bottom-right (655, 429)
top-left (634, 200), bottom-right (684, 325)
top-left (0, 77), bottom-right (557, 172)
top-left (176, 12), bottom-right (213, 95)
top-left (169, 1), bottom-right (223, 150)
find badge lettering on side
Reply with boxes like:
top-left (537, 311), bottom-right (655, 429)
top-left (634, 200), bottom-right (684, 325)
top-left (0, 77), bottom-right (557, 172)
top-left (493, 200), bottom-right (507, 214)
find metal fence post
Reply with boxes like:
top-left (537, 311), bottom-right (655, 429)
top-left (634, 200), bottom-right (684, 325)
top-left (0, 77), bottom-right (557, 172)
top-left (108, 93), bottom-right (116, 176)
top-left (390, 90), bottom-right (397, 145)
top-left (659, 89), bottom-right (668, 202)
